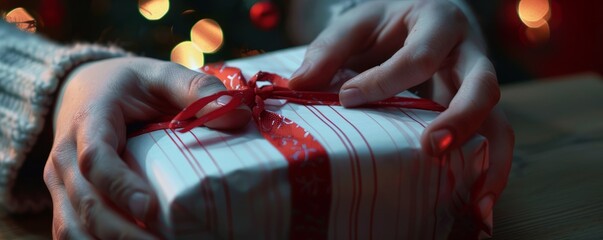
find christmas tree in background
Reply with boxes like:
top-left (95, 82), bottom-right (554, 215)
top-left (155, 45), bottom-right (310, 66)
top-left (1, 0), bottom-right (289, 68)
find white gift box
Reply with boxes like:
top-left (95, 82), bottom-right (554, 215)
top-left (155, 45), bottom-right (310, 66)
top-left (125, 47), bottom-right (491, 240)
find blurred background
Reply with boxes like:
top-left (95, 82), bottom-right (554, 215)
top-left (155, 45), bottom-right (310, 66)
top-left (1, 0), bottom-right (602, 83)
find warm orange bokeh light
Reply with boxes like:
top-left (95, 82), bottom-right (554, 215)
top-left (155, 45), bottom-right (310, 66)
top-left (171, 41), bottom-right (204, 70)
top-left (190, 19), bottom-right (224, 53)
top-left (518, 0), bottom-right (550, 28)
top-left (138, 0), bottom-right (170, 21)
top-left (5, 7), bottom-right (37, 32)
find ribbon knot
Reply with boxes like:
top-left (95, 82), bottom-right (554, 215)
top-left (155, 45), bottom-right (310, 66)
top-left (254, 85), bottom-right (275, 100)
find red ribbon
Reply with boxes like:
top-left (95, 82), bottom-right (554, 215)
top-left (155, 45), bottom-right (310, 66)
top-left (168, 63), bottom-right (445, 239)
top-left (170, 64), bottom-right (445, 132)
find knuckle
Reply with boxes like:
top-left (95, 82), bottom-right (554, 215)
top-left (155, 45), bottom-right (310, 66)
top-left (77, 144), bottom-right (99, 178)
top-left (43, 161), bottom-right (57, 187)
top-left (371, 70), bottom-right (398, 97)
top-left (78, 195), bottom-right (99, 231)
top-left (188, 73), bottom-right (225, 97)
top-left (107, 170), bottom-right (136, 201)
top-left (411, 47), bottom-right (439, 76)
top-left (478, 67), bottom-right (501, 106)
top-left (308, 37), bottom-right (332, 53)
top-left (71, 108), bottom-right (92, 126)
top-left (49, 141), bottom-right (74, 171)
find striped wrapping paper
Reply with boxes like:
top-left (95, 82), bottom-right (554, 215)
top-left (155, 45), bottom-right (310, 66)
top-left (124, 46), bottom-right (490, 240)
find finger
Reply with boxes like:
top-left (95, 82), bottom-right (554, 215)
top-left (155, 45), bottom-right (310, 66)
top-left (287, 2), bottom-right (386, 90)
top-left (420, 56), bottom-right (500, 156)
top-left (472, 107), bottom-right (514, 234)
top-left (62, 162), bottom-right (157, 240)
top-left (339, 3), bottom-right (466, 106)
top-left (134, 60), bottom-right (251, 129)
top-left (44, 162), bottom-right (92, 240)
top-left (75, 113), bottom-right (157, 224)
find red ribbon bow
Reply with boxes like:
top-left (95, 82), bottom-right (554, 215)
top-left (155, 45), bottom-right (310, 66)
top-left (170, 64), bottom-right (445, 132)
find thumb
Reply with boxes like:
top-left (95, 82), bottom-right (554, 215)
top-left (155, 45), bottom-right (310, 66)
top-left (137, 60), bottom-right (251, 129)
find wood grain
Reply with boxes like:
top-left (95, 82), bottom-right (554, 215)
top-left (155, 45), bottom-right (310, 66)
top-left (493, 73), bottom-right (603, 239)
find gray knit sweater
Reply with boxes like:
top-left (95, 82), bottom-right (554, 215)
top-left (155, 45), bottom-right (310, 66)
top-left (0, 21), bottom-right (127, 212)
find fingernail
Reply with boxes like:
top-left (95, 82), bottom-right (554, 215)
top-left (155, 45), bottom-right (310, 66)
top-left (129, 192), bottom-right (150, 221)
top-left (478, 194), bottom-right (495, 235)
top-left (339, 88), bottom-right (367, 107)
top-left (291, 62), bottom-right (310, 80)
top-left (216, 95), bottom-right (232, 106)
top-left (430, 128), bottom-right (453, 155)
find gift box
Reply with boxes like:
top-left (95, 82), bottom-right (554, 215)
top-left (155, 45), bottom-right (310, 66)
top-left (124, 46), bottom-right (493, 239)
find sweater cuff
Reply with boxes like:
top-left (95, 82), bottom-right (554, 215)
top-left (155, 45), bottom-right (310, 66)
top-left (0, 21), bottom-right (129, 212)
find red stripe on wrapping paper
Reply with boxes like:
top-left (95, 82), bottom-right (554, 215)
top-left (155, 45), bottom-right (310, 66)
top-left (396, 109), bottom-right (426, 239)
top-left (189, 131), bottom-right (235, 240)
top-left (387, 109), bottom-right (422, 239)
top-left (148, 132), bottom-right (188, 186)
top-left (241, 142), bottom-right (268, 238)
top-left (255, 142), bottom-right (288, 239)
top-left (305, 105), bottom-right (355, 240)
top-left (167, 130), bottom-right (217, 232)
top-left (302, 106), bottom-right (350, 240)
top-left (382, 110), bottom-right (417, 239)
top-left (329, 106), bottom-right (379, 240)
top-left (307, 105), bottom-right (358, 240)
top-left (403, 110), bottom-right (435, 239)
top-left (403, 111), bottom-right (433, 238)
top-left (362, 111), bottom-right (405, 240)
top-left (287, 105), bottom-right (335, 152)
top-left (402, 110), bottom-right (448, 240)
top-left (217, 132), bottom-right (282, 239)
top-left (243, 141), bottom-right (281, 239)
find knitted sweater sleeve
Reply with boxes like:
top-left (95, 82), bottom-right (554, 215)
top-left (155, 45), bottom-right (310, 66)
top-left (0, 21), bottom-right (129, 212)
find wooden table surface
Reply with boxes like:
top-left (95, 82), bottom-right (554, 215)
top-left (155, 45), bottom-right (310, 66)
top-left (492, 73), bottom-right (603, 239)
top-left (1, 74), bottom-right (602, 239)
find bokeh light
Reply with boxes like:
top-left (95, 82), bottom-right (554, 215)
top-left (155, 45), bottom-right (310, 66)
top-left (517, 0), bottom-right (551, 43)
top-left (138, 0), bottom-right (170, 21)
top-left (5, 7), bottom-right (37, 32)
top-left (517, 0), bottom-right (550, 28)
top-left (190, 18), bottom-right (224, 53)
top-left (249, 1), bottom-right (280, 30)
top-left (171, 41), bottom-right (204, 70)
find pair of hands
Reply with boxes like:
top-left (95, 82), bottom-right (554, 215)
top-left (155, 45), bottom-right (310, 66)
top-left (44, 1), bottom-right (513, 238)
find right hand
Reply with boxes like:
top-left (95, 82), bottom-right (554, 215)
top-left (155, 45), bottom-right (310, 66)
top-left (43, 57), bottom-right (250, 239)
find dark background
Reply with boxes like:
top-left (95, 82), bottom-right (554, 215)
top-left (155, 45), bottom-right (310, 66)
top-left (2, 0), bottom-right (602, 83)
